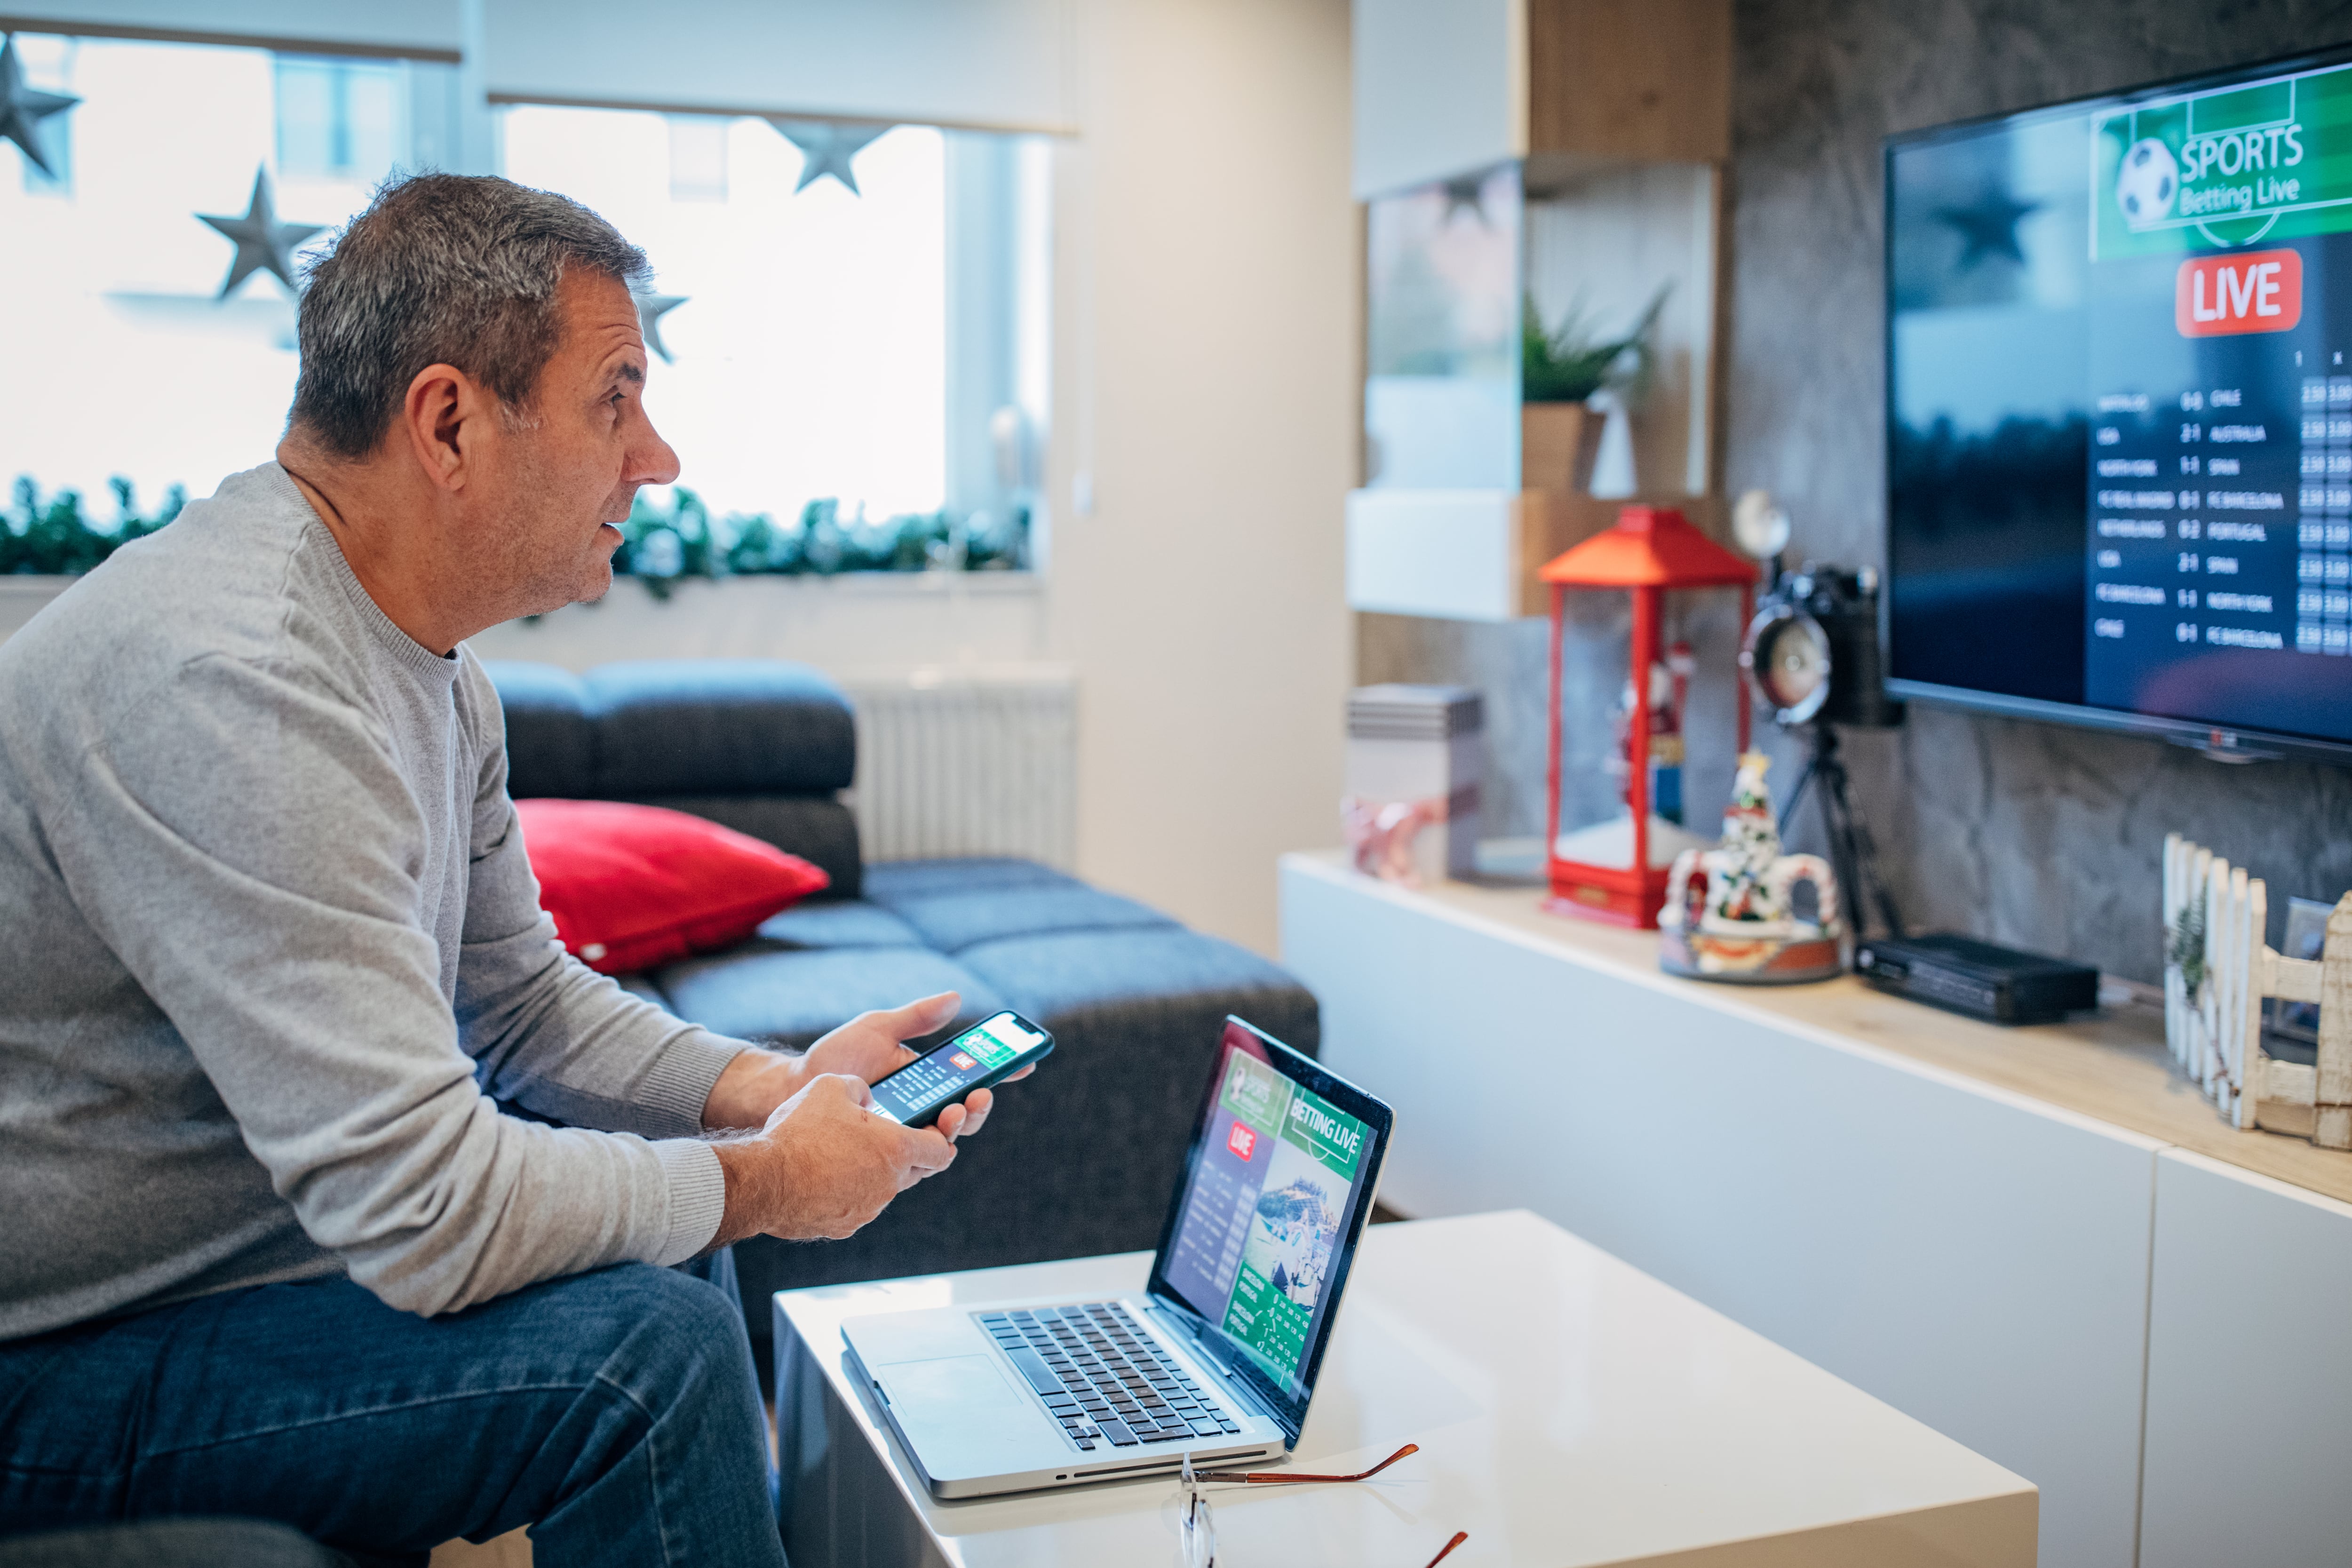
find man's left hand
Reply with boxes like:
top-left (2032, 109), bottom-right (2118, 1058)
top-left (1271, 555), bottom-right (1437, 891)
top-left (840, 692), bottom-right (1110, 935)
top-left (706, 991), bottom-right (1028, 1136)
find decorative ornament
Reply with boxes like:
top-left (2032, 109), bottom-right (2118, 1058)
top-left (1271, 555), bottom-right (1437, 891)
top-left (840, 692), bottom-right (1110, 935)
top-left (634, 290), bottom-right (687, 364)
top-left (197, 167), bottom-right (323, 300)
top-left (1541, 506), bottom-right (1756, 928)
top-left (1659, 752), bottom-right (1844, 984)
top-left (1439, 172), bottom-right (1488, 227)
top-left (0, 33), bottom-right (79, 179)
top-left (766, 118), bottom-right (889, 195)
top-left (1612, 642), bottom-right (1693, 825)
top-left (1342, 795), bottom-right (1450, 889)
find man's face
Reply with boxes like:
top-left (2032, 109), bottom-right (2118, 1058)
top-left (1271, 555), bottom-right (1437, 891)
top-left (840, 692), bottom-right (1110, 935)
top-left (480, 269), bottom-right (679, 616)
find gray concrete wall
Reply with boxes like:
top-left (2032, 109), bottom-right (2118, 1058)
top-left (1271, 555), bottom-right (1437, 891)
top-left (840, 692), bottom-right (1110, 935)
top-left (1359, 0), bottom-right (2352, 981)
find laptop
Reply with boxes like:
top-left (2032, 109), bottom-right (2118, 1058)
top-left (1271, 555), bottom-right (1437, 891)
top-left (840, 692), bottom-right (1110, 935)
top-left (840, 1016), bottom-right (1394, 1499)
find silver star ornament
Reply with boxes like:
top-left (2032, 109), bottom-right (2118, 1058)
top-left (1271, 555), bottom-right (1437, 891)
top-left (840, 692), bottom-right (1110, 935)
top-left (197, 167), bottom-right (324, 300)
top-left (635, 290), bottom-right (688, 364)
top-left (766, 118), bottom-right (890, 195)
top-left (0, 34), bottom-right (79, 179)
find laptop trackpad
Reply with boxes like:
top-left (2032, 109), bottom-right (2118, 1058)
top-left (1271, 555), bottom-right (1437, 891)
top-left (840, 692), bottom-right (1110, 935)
top-left (878, 1354), bottom-right (1034, 1425)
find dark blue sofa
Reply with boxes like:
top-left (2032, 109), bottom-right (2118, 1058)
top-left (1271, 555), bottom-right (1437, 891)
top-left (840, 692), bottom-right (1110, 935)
top-left (482, 660), bottom-right (1320, 1378)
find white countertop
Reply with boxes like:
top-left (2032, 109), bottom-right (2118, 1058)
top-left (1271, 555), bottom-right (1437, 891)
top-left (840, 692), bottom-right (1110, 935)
top-left (774, 1209), bottom-right (2036, 1566)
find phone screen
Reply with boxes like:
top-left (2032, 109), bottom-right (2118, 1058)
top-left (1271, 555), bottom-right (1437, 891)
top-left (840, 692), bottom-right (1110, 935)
top-left (868, 1011), bottom-right (1050, 1126)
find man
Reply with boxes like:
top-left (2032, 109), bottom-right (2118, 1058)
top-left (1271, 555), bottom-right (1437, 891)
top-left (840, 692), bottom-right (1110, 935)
top-left (0, 174), bottom-right (995, 1564)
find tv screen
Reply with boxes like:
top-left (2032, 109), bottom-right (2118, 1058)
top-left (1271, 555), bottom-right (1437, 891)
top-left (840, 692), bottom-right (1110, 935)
top-left (1886, 46), bottom-right (2352, 762)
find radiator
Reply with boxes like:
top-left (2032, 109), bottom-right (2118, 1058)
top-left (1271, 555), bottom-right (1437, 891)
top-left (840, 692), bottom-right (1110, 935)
top-left (838, 666), bottom-right (1078, 870)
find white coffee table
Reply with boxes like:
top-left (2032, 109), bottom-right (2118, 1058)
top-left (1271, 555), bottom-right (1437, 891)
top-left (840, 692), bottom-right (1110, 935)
top-left (773, 1210), bottom-right (2036, 1567)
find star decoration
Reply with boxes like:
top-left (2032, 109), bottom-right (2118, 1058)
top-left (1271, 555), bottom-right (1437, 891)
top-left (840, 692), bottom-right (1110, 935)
top-left (197, 167), bottom-right (324, 300)
top-left (634, 290), bottom-right (687, 364)
top-left (1439, 173), bottom-right (1489, 227)
top-left (1933, 189), bottom-right (2042, 269)
top-left (0, 33), bottom-right (79, 180)
top-left (766, 118), bottom-right (890, 195)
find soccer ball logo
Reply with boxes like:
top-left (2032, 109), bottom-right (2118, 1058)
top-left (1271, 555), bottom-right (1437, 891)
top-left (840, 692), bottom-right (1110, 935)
top-left (2116, 137), bottom-right (2178, 227)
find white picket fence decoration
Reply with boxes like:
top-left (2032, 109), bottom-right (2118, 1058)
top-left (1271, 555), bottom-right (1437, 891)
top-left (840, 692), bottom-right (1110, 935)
top-left (2162, 833), bottom-right (2352, 1148)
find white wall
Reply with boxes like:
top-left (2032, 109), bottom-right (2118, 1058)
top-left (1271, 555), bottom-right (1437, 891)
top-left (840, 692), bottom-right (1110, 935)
top-left (479, 0), bottom-right (1076, 132)
top-left (1042, 0), bottom-right (1356, 955)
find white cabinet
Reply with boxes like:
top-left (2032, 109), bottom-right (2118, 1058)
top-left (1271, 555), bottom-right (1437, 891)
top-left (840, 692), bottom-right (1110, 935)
top-left (2139, 1151), bottom-right (2352, 1568)
top-left (1280, 851), bottom-right (2352, 1568)
top-left (1280, 854), bottom-right (2147, 1566)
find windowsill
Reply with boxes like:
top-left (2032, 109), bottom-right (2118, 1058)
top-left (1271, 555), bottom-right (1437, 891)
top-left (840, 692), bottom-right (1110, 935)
top-left (594, 570), bottom-right (1044, 598)
top-left (0, 570), bottom-right (1042, 599)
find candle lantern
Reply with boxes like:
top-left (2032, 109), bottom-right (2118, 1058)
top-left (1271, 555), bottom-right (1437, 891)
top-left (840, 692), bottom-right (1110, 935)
top-left (1542, 505), bottom-right (1756, 928)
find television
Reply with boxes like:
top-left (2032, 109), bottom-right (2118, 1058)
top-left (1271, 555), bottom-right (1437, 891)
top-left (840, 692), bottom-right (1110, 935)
top-left (1885, 45), bottom-right (2352, 764)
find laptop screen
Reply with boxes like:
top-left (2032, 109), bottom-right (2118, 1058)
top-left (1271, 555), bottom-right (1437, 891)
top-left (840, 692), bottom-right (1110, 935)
top-left (1147, 1018), bottom-right (1391, 1425)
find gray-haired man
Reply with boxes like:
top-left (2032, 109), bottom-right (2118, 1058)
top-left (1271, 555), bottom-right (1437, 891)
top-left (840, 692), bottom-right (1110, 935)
top-left (0, 174), bottom-right (1004, 1563)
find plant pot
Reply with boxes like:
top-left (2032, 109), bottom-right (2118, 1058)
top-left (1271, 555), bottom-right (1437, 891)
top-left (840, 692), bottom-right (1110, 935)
top-left (1521, 401), bottom-right (1605, 493)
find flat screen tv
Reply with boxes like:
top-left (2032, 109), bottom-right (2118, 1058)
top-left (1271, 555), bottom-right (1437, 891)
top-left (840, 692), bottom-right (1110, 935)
top-left (1886, 45), bottom-right (2352, 764)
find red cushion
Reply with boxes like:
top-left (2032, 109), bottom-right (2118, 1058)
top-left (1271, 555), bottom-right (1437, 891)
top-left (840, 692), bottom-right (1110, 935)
top-left (512, 799), bottom-right (830, 974)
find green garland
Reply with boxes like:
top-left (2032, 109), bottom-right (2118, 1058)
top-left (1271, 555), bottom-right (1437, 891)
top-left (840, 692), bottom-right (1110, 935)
top-left (3, 478), bottom-right (186, 575)
top-left (612, 488), bottom-right (1030, 601)
top-left (4, 477), bottom-right (1028, 596)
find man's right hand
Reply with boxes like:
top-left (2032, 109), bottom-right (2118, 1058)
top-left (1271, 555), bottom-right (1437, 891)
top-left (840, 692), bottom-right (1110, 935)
top-left (709, 1072), bottom-right (957, 1245)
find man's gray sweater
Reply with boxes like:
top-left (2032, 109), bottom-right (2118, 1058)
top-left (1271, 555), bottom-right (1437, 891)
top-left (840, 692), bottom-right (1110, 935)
top-left (0, 464), bottom-right (738, 1341)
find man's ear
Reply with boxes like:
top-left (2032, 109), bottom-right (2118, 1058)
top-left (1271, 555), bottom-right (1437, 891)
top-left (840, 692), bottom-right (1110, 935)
top-left (401, 363), bottom-right (485, 494)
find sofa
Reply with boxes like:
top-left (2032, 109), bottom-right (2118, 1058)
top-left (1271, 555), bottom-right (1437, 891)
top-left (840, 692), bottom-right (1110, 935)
top-left (482, 659), bottom-right (1320, 1380)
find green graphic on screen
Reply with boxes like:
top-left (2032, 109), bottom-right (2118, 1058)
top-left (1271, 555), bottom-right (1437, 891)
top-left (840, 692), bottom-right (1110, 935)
top-left (2094, 61), bottom-right (2352, 259)
top-left (1216, 1074), bottom-right (1367, 1378)
top-left (869, 1012), bottom-right (1042, 1123)
top-left (961, 1016), bottom-right (1030, 1069)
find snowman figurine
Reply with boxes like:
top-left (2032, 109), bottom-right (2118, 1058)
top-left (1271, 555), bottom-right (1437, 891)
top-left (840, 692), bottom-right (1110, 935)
top-left (1658, 752), bottom-right (1844, 983)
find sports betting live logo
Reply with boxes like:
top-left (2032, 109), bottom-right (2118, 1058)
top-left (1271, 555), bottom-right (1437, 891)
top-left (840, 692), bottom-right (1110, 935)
top-left (1227, 1122), bottom-right (1257, 1160)
top-left (949, 1051), bottom-right (977, 1071)
top-left (2176, 249), bottom-right (2303, 336)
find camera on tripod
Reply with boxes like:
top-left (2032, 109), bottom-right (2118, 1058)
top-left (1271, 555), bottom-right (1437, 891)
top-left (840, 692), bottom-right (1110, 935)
top-left (1728, 493), bottom-right (1907, 939)
top-left (1740, 564), bottom-right (1905, 731)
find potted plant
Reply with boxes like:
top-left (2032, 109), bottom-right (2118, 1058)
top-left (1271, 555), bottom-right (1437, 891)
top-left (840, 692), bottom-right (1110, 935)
top-left (1520, 287), bottom-right (1668, 493)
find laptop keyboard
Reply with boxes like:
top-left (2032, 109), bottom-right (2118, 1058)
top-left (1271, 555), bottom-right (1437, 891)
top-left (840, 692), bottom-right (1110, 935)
top-left (977, 1302), bottom-right (1246, 1451)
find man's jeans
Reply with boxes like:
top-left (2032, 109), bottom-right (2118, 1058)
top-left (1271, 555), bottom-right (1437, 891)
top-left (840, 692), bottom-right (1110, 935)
top-left (0, 1252), bottom-right (786, 1568)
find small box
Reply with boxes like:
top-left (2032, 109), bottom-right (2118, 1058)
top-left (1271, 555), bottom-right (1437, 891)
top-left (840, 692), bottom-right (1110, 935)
top-left (1346, 685), bottom-right (1483, 883)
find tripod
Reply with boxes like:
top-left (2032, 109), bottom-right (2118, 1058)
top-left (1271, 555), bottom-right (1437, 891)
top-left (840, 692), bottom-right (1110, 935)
top-left (1778, 724), bottom-right (1905, 940)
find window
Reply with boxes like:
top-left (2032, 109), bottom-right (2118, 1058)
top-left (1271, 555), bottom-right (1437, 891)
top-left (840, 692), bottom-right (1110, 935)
top-left (0, 30), bottom-right (1050, 578)
top-left (500, 105), bottom-right (1051, 568)
top-left (274, 56), bottom-right (405, 184)
top-left (0, 33), bottom-right (458, 541)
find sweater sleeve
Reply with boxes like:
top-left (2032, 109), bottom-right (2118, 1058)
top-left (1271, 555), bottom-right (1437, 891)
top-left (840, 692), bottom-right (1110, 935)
top-left (45, 653), bottom-right (723, 1317)
top-left (448, 655), bottom-right (746, 1140)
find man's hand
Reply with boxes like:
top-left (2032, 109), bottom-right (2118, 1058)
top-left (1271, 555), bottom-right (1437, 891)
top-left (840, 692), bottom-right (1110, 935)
top-left (700, 991), bottom-right (1028, 1143)
top-left (710, 1073), bottom-right (957, 1245)
top-left (701, 993), bottom-right (959, 1130)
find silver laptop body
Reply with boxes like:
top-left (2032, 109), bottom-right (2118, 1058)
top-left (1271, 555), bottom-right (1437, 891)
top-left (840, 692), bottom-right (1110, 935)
top-left (837, 1017), bottom-right (1394, 1500)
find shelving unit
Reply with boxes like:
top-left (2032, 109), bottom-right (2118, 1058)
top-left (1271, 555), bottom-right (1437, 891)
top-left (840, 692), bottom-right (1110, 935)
top-left (1347, 0), bottom-right (1735, 622)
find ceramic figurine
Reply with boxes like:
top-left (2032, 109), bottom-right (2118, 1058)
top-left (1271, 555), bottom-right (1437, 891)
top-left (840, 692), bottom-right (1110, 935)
top-left (1611, 642), bottom-right (1695, 825)
top-left (1658, 752), bottom-right (1843, 983)
top-left (1342, 794), bottom-right (1447, 889)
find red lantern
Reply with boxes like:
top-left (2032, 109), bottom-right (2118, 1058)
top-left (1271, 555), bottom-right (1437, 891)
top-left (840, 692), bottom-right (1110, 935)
top-left (1542, 506), bottom-right (1755, 929)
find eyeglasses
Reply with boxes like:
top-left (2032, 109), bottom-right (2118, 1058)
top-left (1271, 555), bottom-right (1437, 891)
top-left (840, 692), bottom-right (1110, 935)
top-left (1178, 1445), bottom-right (1468, 1568)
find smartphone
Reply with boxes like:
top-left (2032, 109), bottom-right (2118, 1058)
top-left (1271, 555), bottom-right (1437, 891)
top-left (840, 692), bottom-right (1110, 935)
top-left (866, 1010), bottom-right (1054, 1128)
